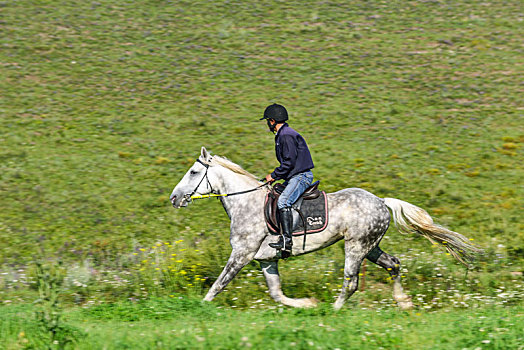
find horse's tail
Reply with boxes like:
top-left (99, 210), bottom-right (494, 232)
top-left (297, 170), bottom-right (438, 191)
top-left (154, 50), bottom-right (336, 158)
top-left (384, 197), bottom-right (483, 266)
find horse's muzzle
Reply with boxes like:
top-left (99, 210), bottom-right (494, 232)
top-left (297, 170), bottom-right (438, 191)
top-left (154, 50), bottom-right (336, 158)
top-left (170, 194), bottom-right (189, 208)
top-left (170, 194), bottom-right (181, 208)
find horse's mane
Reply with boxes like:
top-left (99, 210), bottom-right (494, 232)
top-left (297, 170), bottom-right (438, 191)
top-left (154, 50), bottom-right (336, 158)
top-left (209, 155), bottom-right (260, 183)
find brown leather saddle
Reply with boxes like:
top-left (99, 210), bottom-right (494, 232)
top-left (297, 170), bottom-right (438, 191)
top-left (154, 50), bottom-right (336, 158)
top-left (264, 181), bottom-right (329, 249)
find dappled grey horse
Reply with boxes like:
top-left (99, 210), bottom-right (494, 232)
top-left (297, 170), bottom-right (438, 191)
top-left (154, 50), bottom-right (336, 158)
top-left (170, 147), bottom-right (481, 309)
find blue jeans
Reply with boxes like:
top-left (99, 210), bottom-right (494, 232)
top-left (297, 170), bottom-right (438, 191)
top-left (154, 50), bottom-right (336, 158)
top-left (277, 171), bottom-right (314, 209)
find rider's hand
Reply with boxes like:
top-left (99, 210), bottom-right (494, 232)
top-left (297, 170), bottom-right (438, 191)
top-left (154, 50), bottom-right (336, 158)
top-left (265, 174), bottom-right (275, 183)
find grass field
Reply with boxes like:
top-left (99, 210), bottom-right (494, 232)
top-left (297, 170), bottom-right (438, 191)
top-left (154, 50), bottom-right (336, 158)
top-left (1, 297), bottom-right (523, 349)
top-left (0, 0), bottom-right (523, 348)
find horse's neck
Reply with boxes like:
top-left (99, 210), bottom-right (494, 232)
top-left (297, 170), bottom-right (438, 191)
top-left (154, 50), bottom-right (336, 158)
top-left (214, 168), bottom-right (257, 194)
top-left (214, 168), bottom-right (266, 220)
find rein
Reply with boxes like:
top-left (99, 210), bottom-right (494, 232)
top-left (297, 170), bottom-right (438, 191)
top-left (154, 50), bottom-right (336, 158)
top-left (184, 158), bottom-right (269, 202)
top-left (190, 183), bottom-right (268, 200)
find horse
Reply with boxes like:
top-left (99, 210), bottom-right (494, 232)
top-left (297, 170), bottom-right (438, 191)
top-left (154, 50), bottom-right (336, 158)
top-left (169, 147), bottom-right (481, 310)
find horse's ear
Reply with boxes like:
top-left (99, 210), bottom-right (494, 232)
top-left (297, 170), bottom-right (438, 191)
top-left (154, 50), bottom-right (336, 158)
top-left (200, 146), bottom-right (211, 161)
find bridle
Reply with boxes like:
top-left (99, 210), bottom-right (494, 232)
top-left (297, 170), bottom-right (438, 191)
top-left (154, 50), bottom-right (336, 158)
top-left (183, 158), bottom-right (269, 204)
top-left (183, 158), bottom-right (214, 204)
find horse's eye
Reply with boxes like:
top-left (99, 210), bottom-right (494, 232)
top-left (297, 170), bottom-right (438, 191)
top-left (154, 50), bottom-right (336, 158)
top-left (190, 170), bottom-right (198, 176)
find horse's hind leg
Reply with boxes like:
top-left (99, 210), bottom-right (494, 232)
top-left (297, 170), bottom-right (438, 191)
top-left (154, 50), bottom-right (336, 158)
top-left (333, 239), bottom-right (367, 311)
top-left (367, 246), bottom-right (413, 310)
top-left (260, 260), bottom-right (318, 308)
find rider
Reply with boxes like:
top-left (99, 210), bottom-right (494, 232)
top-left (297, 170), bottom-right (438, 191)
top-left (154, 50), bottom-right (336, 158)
top-left (261, 103), bottom-right (315, 252)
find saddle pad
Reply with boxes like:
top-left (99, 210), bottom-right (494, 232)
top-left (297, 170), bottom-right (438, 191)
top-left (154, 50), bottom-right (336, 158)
top-left (265, 191), bottom-right (329, 236)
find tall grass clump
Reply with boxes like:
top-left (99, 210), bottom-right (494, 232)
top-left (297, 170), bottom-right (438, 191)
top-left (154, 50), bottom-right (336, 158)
top-left (30, 260), bottom-right (84, 349)
top-left (131, 239), bottom-right (207, 297)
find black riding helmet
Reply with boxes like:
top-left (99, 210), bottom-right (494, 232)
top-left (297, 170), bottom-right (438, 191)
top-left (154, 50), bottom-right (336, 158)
top-left (260, 103), bottom-right (288, 122)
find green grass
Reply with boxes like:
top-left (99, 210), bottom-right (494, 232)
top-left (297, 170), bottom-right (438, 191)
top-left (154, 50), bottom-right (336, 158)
top-left (1, 0), bottom-right (522, 263)
top-left (0, 0), bottom-right (523, 347)
top-left (1, 297), bottom-right (523, 349)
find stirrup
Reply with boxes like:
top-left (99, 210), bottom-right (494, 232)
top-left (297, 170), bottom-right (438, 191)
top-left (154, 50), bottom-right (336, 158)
top-left (269, 235), bottom-right (292, 251)
top-left (269, 236), bottom-right (285, 249)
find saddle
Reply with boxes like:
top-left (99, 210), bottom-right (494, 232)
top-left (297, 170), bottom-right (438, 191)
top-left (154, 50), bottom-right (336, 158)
top-left (264, 181), bottom-right (329, 249)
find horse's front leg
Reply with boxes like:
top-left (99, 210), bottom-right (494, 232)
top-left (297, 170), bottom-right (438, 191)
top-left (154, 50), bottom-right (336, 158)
top-left (203, 247), bottom-right (256, 302)
top-left (260, 260), bottom-right (318, 308)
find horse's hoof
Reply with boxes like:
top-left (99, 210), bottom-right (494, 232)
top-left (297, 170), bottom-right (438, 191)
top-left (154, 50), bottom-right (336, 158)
top-left (398, 300), bottom-right (413, 310)
top-left (301, 298), bottom-right (319, 308)
top-left (333, 300), bottom-right (344, 311)
top-left (309, 297), bottom-right (319, 306)
top-left (292, 297), bottom-right (318, 308)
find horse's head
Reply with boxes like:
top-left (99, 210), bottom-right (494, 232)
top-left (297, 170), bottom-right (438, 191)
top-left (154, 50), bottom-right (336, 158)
top-left (170, 147), bottom-right (215, 208)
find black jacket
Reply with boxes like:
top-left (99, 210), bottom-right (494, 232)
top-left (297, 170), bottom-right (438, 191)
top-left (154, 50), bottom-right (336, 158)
top-left (270, 123), bottom-right (314, 181)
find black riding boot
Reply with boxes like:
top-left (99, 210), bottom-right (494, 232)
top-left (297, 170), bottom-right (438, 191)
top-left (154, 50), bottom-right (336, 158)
top-left (269, 207), bottom-right (293, 251)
